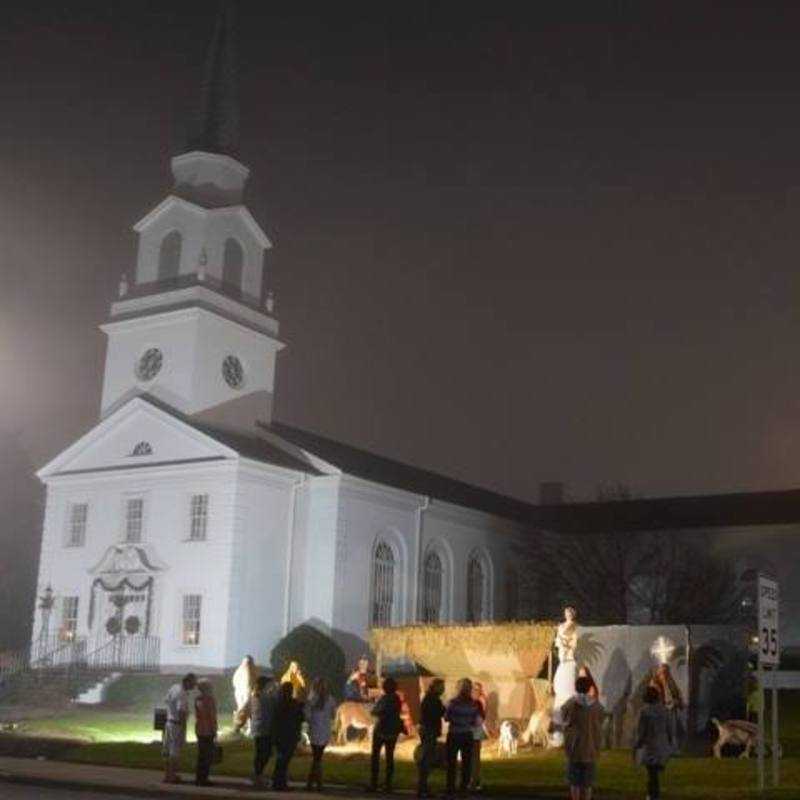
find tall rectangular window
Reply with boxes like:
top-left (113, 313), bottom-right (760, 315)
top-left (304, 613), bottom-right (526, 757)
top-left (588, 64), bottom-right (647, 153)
top-left (66, 503), bottom-right (88, 547)
top-left (182, 594), bottom-right (202, 646)
top-left (189, 494), bottom-right (209, 541)
top-left (61, 596), bottom-right (79, 641)
top-left (125, 497), bottom-right (144, 543)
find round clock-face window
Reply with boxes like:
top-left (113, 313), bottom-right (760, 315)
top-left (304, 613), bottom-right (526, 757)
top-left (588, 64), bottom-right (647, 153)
top-left (222, 355), bottom-right (245, 389)
top-left (135, 348), bottom-right (163, 382)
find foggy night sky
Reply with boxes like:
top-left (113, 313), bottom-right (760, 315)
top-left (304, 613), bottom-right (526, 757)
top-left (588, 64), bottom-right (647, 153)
top-left (3, 2), bottom-right (800, 643)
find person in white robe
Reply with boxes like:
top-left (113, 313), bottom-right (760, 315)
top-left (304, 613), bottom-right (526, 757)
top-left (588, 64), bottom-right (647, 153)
top-left (232, 655), bottom-right (259, 732)
top-left (550, 606), bottom-right (578, 747)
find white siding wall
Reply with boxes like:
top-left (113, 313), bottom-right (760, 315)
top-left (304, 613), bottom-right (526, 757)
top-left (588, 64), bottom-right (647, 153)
top-left (295, 480), bottom-right (339, 629)
top-left (331, 483), bottom-right (419, 662)
top-left (35, 463), bottom-right (238, 670)
top-left (227, 465), bottom-right (296, 665)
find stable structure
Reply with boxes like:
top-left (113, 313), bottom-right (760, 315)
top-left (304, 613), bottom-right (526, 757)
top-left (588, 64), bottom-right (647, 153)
top-left (371, 621), bottom-right (749, 745)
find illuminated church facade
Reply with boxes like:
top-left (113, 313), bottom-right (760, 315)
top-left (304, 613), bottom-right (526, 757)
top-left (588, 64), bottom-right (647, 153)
top-left (31, 7), bottom-right (532, 671)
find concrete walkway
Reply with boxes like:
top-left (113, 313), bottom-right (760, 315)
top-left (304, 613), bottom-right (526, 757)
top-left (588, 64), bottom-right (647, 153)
top-left (0, 756), bottom-right (360, 799)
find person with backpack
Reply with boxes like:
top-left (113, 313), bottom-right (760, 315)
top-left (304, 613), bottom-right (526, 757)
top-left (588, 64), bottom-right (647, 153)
top-left (369, 677), bottom-right (405, 792)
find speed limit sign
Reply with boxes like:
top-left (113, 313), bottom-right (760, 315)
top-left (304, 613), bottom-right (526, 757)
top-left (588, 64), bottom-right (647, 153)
top-left (758, 575), bottom-right (780, 666)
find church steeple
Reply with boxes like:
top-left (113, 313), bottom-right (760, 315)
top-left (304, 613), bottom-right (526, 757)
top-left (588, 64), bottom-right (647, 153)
top-left (187, 1), bottom-right (239, 157)
top-left (101, 1), bottom-right (283, 428)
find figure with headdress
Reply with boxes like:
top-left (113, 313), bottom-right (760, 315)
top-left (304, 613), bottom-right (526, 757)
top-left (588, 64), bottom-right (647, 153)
top-left (232, 655), bottom-right (259, 732)
top-left (280, 660), bottom-right (307, 700)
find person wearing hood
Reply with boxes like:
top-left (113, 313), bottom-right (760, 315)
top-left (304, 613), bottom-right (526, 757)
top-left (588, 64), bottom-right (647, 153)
top-left (561, 675), bottom-right (605, 800)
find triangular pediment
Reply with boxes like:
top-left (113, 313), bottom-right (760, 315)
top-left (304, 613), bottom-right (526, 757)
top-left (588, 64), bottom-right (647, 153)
top-left (37, 398), bottom-right (238, 479)
top-left (89, 543), bottom-right (168, 575)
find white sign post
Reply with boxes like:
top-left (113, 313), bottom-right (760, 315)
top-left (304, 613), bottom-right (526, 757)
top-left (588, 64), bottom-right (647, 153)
top-left (757, 575), bottom-right (779, 791)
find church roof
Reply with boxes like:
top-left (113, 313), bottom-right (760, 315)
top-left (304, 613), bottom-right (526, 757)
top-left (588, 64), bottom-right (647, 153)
top-left (191, 421), bottom-right (322, 475)
top-left (266, 421), bottom-right (537, 523)
top-left (265, 421), bottom-right (800, 533)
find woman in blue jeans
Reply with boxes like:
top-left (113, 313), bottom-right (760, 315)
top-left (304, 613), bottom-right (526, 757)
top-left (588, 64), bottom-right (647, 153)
top-left (444, 678), bottom-right (483, 797)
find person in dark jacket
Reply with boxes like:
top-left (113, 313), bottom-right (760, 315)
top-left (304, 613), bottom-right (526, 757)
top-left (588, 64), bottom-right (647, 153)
top-left (633, 685), bottom-right (674, 800)
top-left (250, 676), bottom-right (276, 787)
top-left (444, 678), bottom-right (482, 797)
top-left (369, 677), bottom-right (404, 792)
top-left (194, 679), bottom-right (218, 787)
top-left (417, 679), bottom-right (446, 798)
top-left (271, 681), bottom-right (305, 790)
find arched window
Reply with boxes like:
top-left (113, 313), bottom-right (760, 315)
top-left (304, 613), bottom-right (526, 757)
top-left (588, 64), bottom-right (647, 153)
top-left (158, 230), bottom-right (182, 281)
top-left (222, 237), bottom-right (244, 292)
top-left (371, 541), bottom-right (395, 627)
top-left (466, 553), bottom-right (487, 623)
top-left (505, 566), bottom-right (520, 621)
top-left (421, 550), bottom-right (443, 623)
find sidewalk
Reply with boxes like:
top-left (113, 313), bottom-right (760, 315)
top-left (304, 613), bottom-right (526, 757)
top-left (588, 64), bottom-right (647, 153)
top-left (0, 756), bottom-right (360, 799)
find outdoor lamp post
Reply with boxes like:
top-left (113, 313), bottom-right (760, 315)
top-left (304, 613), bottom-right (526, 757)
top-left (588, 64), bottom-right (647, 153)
top-left (35, 584), bottom-right (55, 662)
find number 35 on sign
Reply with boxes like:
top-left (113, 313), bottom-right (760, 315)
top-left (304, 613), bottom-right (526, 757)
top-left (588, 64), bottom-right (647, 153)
top-left (758, 576), bottom-right (780, 667)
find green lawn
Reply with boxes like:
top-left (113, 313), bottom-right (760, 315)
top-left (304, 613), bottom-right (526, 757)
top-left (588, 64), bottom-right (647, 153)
top-left (4, 677), bottom-right (800, 799)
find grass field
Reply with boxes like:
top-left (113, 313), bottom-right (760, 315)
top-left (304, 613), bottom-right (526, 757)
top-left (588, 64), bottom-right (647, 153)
top-left (3, 675), bottom-right (799, 799)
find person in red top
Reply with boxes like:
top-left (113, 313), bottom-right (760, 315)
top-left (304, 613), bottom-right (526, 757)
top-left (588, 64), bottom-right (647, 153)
top-left (194, 679), bottom-right (218, 787)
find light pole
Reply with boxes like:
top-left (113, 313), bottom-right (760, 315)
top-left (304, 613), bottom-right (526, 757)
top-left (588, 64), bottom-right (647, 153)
top-left (35, 584), bottom-right (55, 664)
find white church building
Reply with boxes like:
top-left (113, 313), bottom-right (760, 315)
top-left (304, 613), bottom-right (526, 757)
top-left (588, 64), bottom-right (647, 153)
top-left (31, 7), bottom-right (535, 672)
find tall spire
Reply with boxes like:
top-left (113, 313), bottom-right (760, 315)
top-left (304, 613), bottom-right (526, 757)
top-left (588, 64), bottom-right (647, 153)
top-left (188, 0), bottom-right (239, 157)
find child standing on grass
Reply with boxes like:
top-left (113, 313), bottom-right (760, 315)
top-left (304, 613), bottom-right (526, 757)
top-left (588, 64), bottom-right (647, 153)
top-left (562, 675), bottom-right (604, 800)
top-left (194, 679), bottom-right (218, 787)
